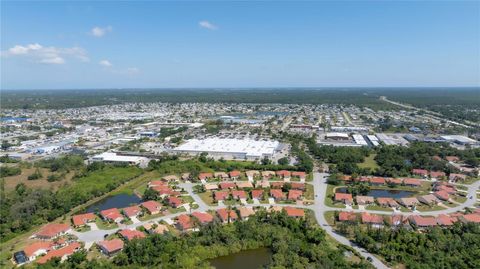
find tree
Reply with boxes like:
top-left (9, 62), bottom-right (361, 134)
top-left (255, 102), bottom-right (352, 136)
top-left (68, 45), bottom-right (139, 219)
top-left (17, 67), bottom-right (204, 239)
top-left (143, 188), bottom-right (159, 201)
top-left (277, 157), bottom-right (289, 165)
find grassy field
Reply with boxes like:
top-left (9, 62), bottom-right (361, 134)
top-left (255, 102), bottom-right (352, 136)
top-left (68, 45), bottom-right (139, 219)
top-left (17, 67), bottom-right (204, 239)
top-left (416, 205), bottom-right (446, 212)
top-left (357, 154), bottom-right (380, 170)
top-left (304, 183), bottom-right (314, 200)
top-left (2, 167), bottom-right (76, 192)
top-left (324, 184), bottom-right (346, 208)
top-left (95, 218), bottom-right (118, 230)
top-left (324, 211), bottom-right (336, 226)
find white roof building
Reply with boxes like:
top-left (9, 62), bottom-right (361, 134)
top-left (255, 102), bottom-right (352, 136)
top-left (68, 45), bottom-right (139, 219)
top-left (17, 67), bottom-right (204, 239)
top-left (172, 138), bottom-right (280, 160)
top-left (91, 152), bottom-right (150, 168)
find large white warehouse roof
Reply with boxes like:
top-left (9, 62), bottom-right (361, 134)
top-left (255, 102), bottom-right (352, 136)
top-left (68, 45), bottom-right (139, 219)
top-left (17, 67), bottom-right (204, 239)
top-left (173, 138), bottom-right (280, 157)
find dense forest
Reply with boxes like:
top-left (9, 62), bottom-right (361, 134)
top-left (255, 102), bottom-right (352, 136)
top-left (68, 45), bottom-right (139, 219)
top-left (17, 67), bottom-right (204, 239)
top-left (0, 158), bottom-right (142, 241)
top-left (35, 211), bottom-right (372, 269)
top-left (353, 223), bottom-right (480, 269)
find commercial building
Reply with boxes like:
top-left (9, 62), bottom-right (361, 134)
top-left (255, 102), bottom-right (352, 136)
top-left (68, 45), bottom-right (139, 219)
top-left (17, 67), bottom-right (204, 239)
top-left (171, 138), bottom-right (281, 160)
top-left (90, 152), bottom-right (150, 168)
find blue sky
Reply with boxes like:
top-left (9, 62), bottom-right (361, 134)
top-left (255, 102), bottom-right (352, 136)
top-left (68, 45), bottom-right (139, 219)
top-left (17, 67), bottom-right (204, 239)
top-left (1, 1), bottom-right (479, 89)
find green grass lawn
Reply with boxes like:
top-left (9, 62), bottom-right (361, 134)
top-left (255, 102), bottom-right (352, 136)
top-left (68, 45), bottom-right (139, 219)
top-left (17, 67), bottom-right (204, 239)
top-left (357, 154), bottom-right (380, 170)
top-left (325, 184), bottom-right (346, 208)
top-left (197, 192), bottom-right (216, 206)
top-left (95, 219), bottom-right (118, 230)
top-left (324, 211), bottom-right (336, 226)
top-left (304, 184), bottom-right (314, 200)
top-left (453, 195), bottom-right (467, 204)
top-left (365, 205), bottom-right (393, 212)
top-left (399, 207), bottom-right (412, 212)
top-left (416, 205), bottom-right (445, 212)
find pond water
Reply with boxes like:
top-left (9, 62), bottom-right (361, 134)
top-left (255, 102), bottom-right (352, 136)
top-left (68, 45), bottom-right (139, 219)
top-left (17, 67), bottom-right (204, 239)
top-left (86, 193), bottom-right (142, 213)
top-left (336, 187), bottom-right (416, 199)
top-left (209, 248), bottom-right (272, 269)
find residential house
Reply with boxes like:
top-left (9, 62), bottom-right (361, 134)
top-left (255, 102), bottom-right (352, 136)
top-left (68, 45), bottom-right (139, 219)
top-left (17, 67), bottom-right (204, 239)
top-left (36, 242), bottom-right (81, 264)
top-left (402, 178), bottom-right (421, 187)
top-left (356, 196), bottom-right (374, 206)
top-left (236, 181), bottom-right (253, 189)
top-left (291, 182), bottom-right (306, 190)
top-left (409, 215), bottom-right (437, 229)
top-left (198, 172), bottom-right (213, 181)
top-left (118, 229), bottom-right (146, 241)
top-left (449, 173), bottom-right (466, 182)
top-left (97, 239), bottom-right (124, 256)
top-left (459, 213), bottom-right (480, 224)
top-left (122, 205), bottom-right (142, 218)
top-left (270, 182), bottom-right (284, 189)
top-left (22, 242), bottom-right (53, 262)
top-left (141, 200), bottom-right (162, 215)
top-left (417, 194), bottom-right (438, 205)
top-left (229, 170), bottom-right (242, 180)
top-left (433, 190), bottom-right (450, 201)
top-left (270, 189), bottom-right (286, 200)
top-left (176, 214), bottom-right (194, 231)
top-left (217, 208), bottom-right (238, 223)
top-left (245, 170), bottom-right (260, 181)
top-left (72, 213), bottom-right (95, 227)
top-left (143, 223), bottom-right (169, 234)
top-left (334, 193), bottom-right (353, 205)
top-left (238, 207), bottom-right (255, 220)
top-left (284, 207), bottom-right (305, 218)
top-left (35, 223), bottom-right (71, 240)
top-left (397, 197), bottom-right (419, 209)
top-left (214, 172), bottom-right (229, 180)
top-left (219, 182), bottom-right (236, 190)
top-left (232, 190), bottom-right (248, 200)
top-left (191, 212), bottom-right (214, 225)
top-left (288, 190), bottom-right (303, 201)
top-left (430, 171), bottom-right (446, 179)
top-left (251, 189), bottom-right (264, 200)
top-left (291, 171), bottom-right (306, 182)
top-left (377, 197), bottom-right (399, 208)
top-left (167, 196), bottom-right (183, 208)
top-left (369, 177), bottom-right (386, 186)
top-left (412, 169), bottom-right (428, 178)
top-left (214, 191), bottom-right (230, 202)
top-left (361, 212), bottom-right (384, 228)
top-left (436, 214), bottom-right (455, 226)
top-left (276, 170), bottom-right (291, 181)
top-left (204, 183), bottom-right (219, 191)
top-left (338, 212), bottom-right (357, 222)
top-left (100, 208), bottom-right (124, 223)
top-left (261, 170), bottom-right (275, 179)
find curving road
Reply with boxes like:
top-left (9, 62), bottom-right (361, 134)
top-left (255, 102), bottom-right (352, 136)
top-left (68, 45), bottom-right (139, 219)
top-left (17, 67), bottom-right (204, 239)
top-left (70, 173), bottom-right (480, 269)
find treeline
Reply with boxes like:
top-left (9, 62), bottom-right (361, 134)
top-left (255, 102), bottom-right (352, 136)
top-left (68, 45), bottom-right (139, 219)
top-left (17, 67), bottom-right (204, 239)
top-left (0, 165), bottom-right (142, 242)
top-left (353, 223), bottom-right (480, 269)
top-left (0, 88), bottom-right (395, 110)
top-left (307, 138), bottom-right (479, 177)
top-left (36, 211), bottom-right (372, 269)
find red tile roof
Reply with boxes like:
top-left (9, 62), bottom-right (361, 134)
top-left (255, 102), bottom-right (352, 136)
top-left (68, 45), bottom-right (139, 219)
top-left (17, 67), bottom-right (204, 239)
top-left (461, 213), bottom-right (480, 223)
top-left (199, 172), bottom-right (213, 180)
top-left (284, 207), bottom-right (305, 218)
top-left (434, 190), bottom-right (450, 201)
top-left (361, 212), bottom-right (383, 224)
top-left (101, 208), bottom-right (123, 222)
top-left (141, 200), bottom-right (162, 214)
top-left (430, 171), bottom-right (446, 178)
top-left (369, 177), bottom-right (386, 185)
top-left (118, 229), bottom-right (146, 241)
top-left (410, 215), bottom-right (437, 227)
top-left (402, 178), bottom-right (421, 186)
top-left (270, 189), bottom-right (286, 200)
top-left (334, 193), bottom-right (353, 202)
top-left (98, 239), bottom-right (124, 254)
top-left (37, 242), bottom-right (81, 264)
top-left (217, 208), bottom-right (238, 222)
top-left (288, 190), bottom-right (303, 200)
top-left (214, 191), bottom-right (229, 201)
top-left (232, 190), bottom-right (247, 199)
top-left (338, 212), bottom-right (356, 222)
top-left (24, 242), bottom-right (53, 258)
top-left (251, 189), bottom-right (264, 199)
top-left (229, 170), bottom-right (241, 177)
top-left (191, 212), bottom-right (214, 224)
top-left (290, 183), bottom-right (306, 190)
top-left (412, 169), bottom-right (428, 176)
top-left (72, 213), bottom-right (95, 227)
top-left (219, 182), bottom-right (236, 189)
top-left (122, 205), bottom-right (142, 218)
top-left (276, 170), bottom-right (291, 177)
top-left (36, 223), bottom-right (70, 239)
top-left (436, 214), bottom-right (455, 226)
top-left (291, 171), bottom-right (306, 178)
top-left (167, 196), bottom-right (183, 208)
top-left (177, 214), bottom-right (193, 230)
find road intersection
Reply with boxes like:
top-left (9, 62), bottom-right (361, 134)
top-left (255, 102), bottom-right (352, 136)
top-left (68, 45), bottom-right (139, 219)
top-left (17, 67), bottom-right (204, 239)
top-left (69, 172), bottom-right (480, 269)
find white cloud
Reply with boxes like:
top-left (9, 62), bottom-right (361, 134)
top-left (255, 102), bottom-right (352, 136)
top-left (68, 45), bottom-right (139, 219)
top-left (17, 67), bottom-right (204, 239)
top-left (2, 43), bottom-right (89, 64)
top-left (126, 67), bottom-right (139, 74)
top-left (91, 26), bottom-right (112, 37)
top-left (99, 60), bottom-right (112, 67)
top-left (199, 20), bottom-right (218, 30)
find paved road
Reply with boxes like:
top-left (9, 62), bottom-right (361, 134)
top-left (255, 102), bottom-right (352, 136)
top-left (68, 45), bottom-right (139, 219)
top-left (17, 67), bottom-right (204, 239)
top-left (312, 172), bottom-right (389, 269)
top-left (70, 173), bottom-right (480, 269)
